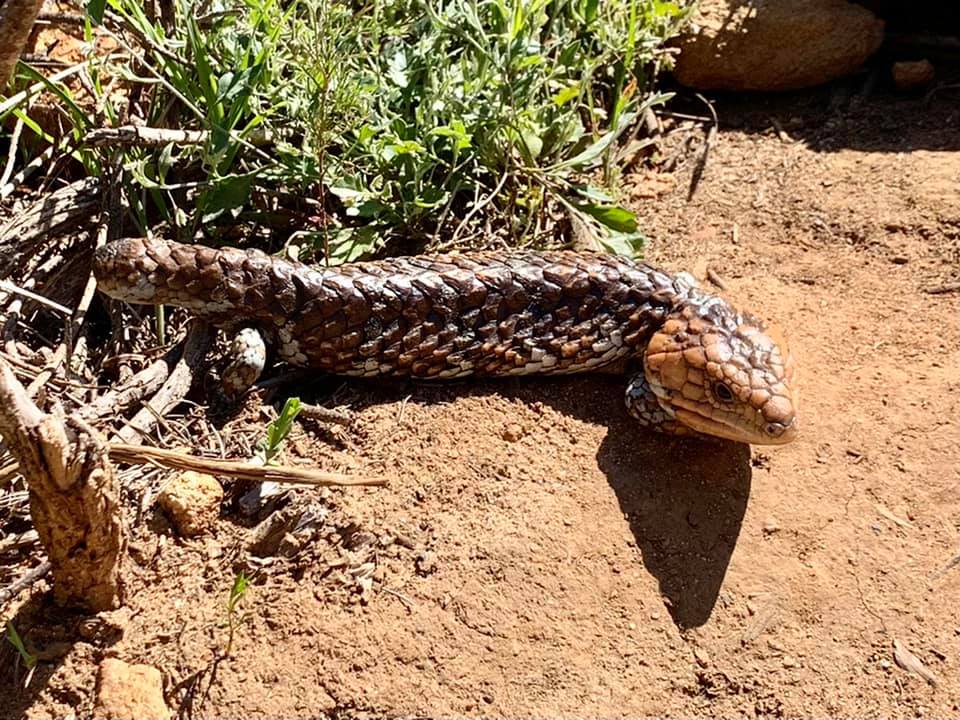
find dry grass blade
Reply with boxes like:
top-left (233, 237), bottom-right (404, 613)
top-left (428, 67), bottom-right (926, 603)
top-left (107, 443), bottom-right (384, 488)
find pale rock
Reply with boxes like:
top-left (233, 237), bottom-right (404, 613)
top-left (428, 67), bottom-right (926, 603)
top-left (157, 471), bottom-right (223, 537)
top-left (95, 658), bottom-right (169, 720)
top-left (673, 0), bottom-right (885, 91)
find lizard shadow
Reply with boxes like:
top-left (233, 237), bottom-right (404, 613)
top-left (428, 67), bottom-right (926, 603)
top-left (294, 372), bottom-right (752, 630)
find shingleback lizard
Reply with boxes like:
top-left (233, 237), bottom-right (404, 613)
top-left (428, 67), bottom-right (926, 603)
top-left (93, 237), bottom-right (799, 446)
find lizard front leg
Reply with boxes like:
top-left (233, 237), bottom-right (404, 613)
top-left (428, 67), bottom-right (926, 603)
top-left (222, 327), bottom-right (267, 396)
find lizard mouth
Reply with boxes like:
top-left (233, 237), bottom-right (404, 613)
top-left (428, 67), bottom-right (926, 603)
top-left (670, 400), bottom-right (799, 446)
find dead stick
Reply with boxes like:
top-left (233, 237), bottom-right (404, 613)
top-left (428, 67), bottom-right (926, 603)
top-left (3, 444), bottom-right (384, 489)
top-left (924, 282), bottom-right (960, 295)
top-left (114, 321), bottom-right (212, 443)
top-left (706, 267), bottom-right (728, 290)
top-left (298, 402), bottom-right (353, 426)
top-left (107, 443), bottom-right (384, 487)
top-left (84, 125), bottom-right (273, 148)
top-left (78, 357), bottom-right (170, 423)
top-left (0, 561), bottom-right (51, 608)
top-left (85, 126), bottom-right (209, 147)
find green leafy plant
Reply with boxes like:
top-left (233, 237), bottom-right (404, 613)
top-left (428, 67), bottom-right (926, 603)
top-left (4, 0), bottom-right (690, 259)
top-left (255, 396), bottom-right (302, 465)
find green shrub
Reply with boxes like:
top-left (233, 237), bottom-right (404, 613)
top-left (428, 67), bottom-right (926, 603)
top-left (7, 0), bottom-right (690, 260)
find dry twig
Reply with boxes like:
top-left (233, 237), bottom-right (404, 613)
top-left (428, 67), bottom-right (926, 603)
top-left (108, 443), bottom-right (384, 487)
top-left (0, 561), bottom-right (51, 609)
top-left (924, 281), bottom-right (960, 295)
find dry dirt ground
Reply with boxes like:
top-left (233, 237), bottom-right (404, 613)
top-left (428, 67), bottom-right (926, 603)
top-left (3, 79), bottom-right (960, 718)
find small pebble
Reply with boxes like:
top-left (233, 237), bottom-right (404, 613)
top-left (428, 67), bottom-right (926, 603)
top-left (415, 551), bottom-right (437, 576)
top-left (892, 59), bottom-right (935, 91)
top-left (763, 518), bottom-right (781, 534)
top-left (782, 655), bottom-right (798, 668)
top-left (694, 647), bottom-right (711, 668)
top-left (502, 424), bottom-right (524, 442)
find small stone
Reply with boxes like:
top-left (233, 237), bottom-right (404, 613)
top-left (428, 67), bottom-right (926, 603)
top-left (482, 693), bottom-right (494, 704)
top-left (880, 659), bottom-right (892, 670)
top-left (277, 532), bottom-right (303, 557)
top-left (501, 424), bottom-right (525, 442)
top-left (415, 550), bottom-right (437, 576)
top-left (763, 518), bottom-right (781, 534)
top-left (157, 471), bottom-right (223, 537)
top-left (95, 658), bottom-right (170, 720)
top-left (892, 60), bottom-right (935, 91)
top-left (782, 655), bottom-right (798, 668)
top-left (78, 608), bottom-right (132, 643)
top-left (694, 647), bottom-right (711, 668)
top-left (890, 255), bottom-right (910, 265)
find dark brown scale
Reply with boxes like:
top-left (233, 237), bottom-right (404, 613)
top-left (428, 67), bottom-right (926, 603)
top-left (92, 238), bottom-right (696, 379)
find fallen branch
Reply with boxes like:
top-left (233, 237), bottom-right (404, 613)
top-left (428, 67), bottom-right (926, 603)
top-left (108, 443), bottom-right (384, 487)
top-left (298, 401), bottom-right (354, 426)
top-left (114, 321), bottom-right (213, 444)
top-left (84, 125), bottom-right (274, 148)
top-left (78, 356), bottom-right (171, 424)
top-left (0, 177), bottom-right (100, 280)
top-left (3, 441), bottom-right (385, 490)
top-left (686, 92), bottom-right (718, 203)
top-left (0, 358), bottom-right (125, 611)
top-left (85, 125), bottom-right (209, 147)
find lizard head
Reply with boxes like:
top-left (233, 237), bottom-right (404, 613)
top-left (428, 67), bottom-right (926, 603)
top-left (642, 298), bottom-right (799, 445)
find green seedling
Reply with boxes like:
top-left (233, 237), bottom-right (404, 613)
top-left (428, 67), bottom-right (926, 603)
top-left (5, 621), bottom-right (36, 670)
top-left (256, 396), bottom-right (302, 465)
top-left (224, 571), bottom-right (251, 657)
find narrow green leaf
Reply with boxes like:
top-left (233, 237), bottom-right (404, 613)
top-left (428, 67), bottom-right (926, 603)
top-left (551, 111), bottom-right (637, 170)
top-left (87, 0), bottom-right (107, 23)
top-left (197, 174), bottom-right (257, 223)
top-left (598, 230), bottom-right (646, 258)
top-left (552, 85), bottom-right (580, 107)
top-left (574, 203), bottom-right (638, 233)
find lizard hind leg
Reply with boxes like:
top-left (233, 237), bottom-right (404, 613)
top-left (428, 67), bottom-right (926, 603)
top-left (624, 370), bottom-right (694, 437)
top-left (221, 327), bottom-right (268, 396)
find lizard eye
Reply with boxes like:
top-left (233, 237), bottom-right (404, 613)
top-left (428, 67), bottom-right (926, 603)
top-left (714, 382), bottom-right (734, 403)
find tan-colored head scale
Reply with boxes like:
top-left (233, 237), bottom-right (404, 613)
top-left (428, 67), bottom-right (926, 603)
top-left (643, 299), bottom-right (799, 445)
